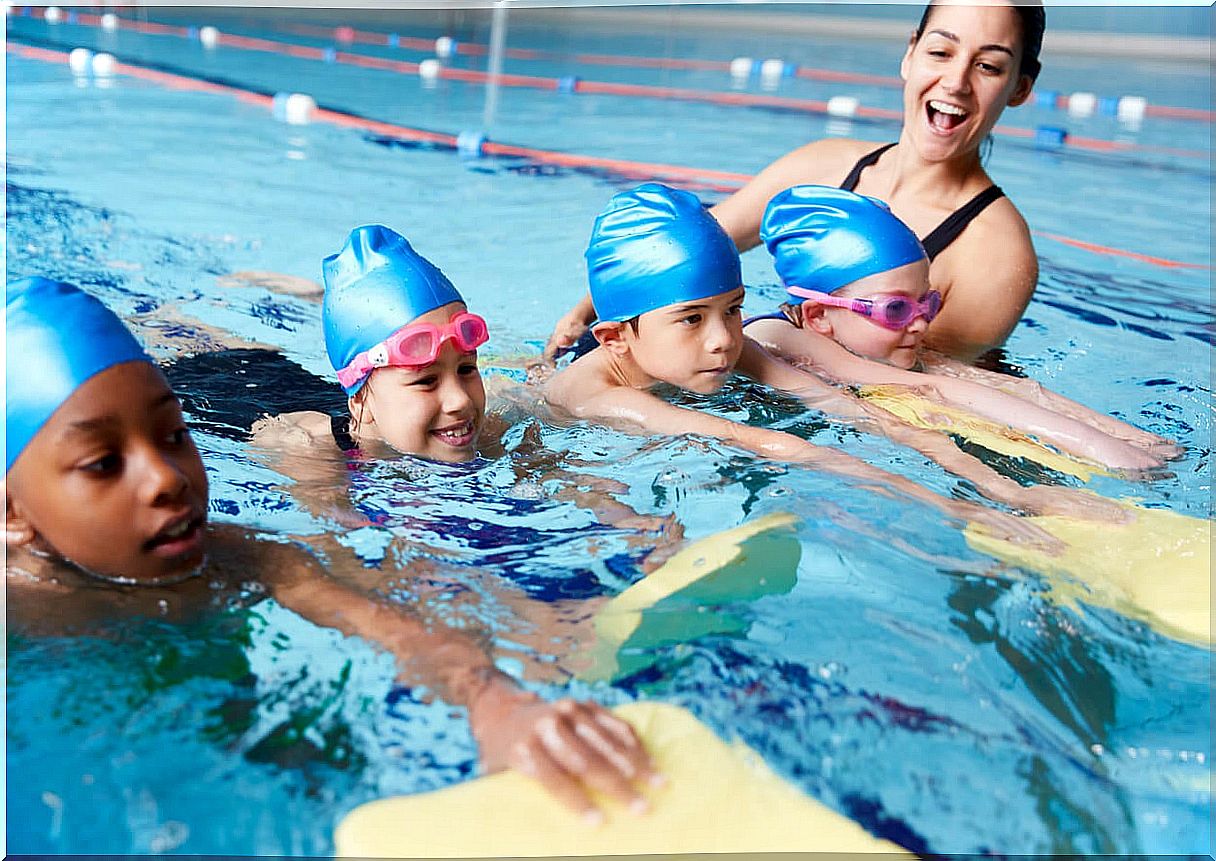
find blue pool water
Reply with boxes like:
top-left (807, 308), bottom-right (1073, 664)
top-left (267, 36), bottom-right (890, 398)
top-left (6, 8), bottom-right (1212, 856)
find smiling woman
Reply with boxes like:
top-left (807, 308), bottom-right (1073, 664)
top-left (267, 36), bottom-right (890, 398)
top-left (714, 1), bottom-right (1043, 361)
top-left (545, 1), bottom-right (1047, 364)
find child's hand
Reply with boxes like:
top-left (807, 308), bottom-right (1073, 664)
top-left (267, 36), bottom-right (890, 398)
top-left (468, 683), bottom-right (661, 823)
top-left (950, 502), bottom-right (1064, 555)
top-left (1011, 485), bottom-right (1134, 524)
top-left (1145, 438), bottom-right (1185, 462)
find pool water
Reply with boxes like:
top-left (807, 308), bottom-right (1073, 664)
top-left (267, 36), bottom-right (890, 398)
top-left (5, 8), bottom-right (1212, 857)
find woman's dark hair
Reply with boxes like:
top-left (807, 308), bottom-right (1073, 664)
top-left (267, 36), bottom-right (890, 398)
top-left (915, 1), bottom-right (1045, 81)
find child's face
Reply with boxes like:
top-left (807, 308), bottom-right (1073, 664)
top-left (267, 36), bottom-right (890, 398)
top-left (803, 259), bottom-right (932, 369)
top-left (627, 287), bottom-right (746, 394)
top-left (353, 304), bottom-right (487, 462)
top-left (5, 361), bottom-right (210, 584)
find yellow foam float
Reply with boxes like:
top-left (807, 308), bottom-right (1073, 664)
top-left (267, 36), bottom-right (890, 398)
top-left (860, 384), bottom-right (1107, 481)
top-left (967, 503), bottom-right (1211, 646)
top-left (860, 386), bottom-right (1210, 646)
top-left (334, 701), bottom-right (912, 858)
top-left (582, 512), bottom-right (801, 682)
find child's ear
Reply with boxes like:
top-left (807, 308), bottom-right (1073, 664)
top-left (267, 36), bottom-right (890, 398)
top-left (348, 388), bottom-right (375, 431)
top-left (5, 488), bottom-right (37, 547)
top-left (592, 321), bottom-right (631, 356)
top-left (800, 302), bottom-right (834, 336)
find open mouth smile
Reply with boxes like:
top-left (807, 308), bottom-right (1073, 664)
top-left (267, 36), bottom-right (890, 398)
top-left (432, 420), bottom-right (477, 448)
top-left (926, 99), bottom-right (970, 132)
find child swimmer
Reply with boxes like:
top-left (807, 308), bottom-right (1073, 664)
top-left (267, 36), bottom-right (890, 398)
top-left (255, 224), bottom-right (492, 462)
top-left (4, 276), bottom-right (658, 821)
top-left (746, 185), bottom-right (1176, 469)
top-left (542, 184), bottom-right (1068, 543)
top-left (252, 223), bottom-right (677, 542)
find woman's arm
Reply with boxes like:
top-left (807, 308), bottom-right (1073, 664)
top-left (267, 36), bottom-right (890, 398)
top-left (923, 207), bottom-right (1038, 360)
top-left (241, 528), bottom-right (659, 820)
top-left (710, 139), bottom-right (856, 253)
top-left (542, 292), bottom-right (598, 363)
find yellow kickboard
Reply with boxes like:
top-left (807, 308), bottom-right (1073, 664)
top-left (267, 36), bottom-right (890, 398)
top-left (860, 385), bottom-right (1107, 481)
top-left (583, 512), bottom-right (802, 681)
top-left (333, 701), bottom-right (911, 858)
top-left (966, 503), bottom-right (1212, 646)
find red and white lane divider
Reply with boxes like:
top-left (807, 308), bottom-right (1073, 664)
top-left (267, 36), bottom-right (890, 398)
top-left (273, 17), bottom-right (1215, 124)
top-left (15, 7), bottom-right (1211, 161)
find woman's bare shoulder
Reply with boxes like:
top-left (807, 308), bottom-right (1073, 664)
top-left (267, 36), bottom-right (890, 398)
top-left (766, 138), bottom-right (879, 183)
top-left (948, 194), bottom-right (1036, 269)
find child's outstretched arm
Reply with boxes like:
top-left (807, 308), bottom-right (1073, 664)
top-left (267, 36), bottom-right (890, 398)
top-left (918, 351), bottom-right (1181, 460)
top-left (770, 335), bottom-right (1164, 471)
top-left (224, 526), bottom-right (658, 819)
top-left (737, 340), bottom-right (1130, 522)
top-left (571, 386), bottom-right (1059, 552)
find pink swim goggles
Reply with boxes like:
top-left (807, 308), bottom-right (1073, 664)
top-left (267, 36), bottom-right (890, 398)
top-left (787, 287), bottom-right (942, 331)
top-left (337, 311), bottom-right (489, 390)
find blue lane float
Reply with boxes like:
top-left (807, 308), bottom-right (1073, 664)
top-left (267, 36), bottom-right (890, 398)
top-left (556, 74), bottom-right (579, 94)
top-left (1034, 125), bottom-right (1069, 150)
top-left (456, 129), bottom-right (486, 158)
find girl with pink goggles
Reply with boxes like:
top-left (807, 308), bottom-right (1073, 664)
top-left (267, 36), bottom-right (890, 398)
top-left (336, 311), bottom-right (489, 391)
top-left (785, 286), bottom-right (942, 331)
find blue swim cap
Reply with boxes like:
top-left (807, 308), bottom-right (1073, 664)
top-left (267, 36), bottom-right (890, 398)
top-left (586, 183), bottom-right (741, 323)
top-left (761, 185), bottom-right (926, 298)
top-left (322, 224), bottom-right (464, 394)
top-left (6, 277), bottom-right (151, 472)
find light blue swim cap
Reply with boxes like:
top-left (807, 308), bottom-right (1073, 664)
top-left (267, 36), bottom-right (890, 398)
top-left (586, 183), bottom-right (742, 323)
top-left (322, 224), bottom-right (464, 394)
top-left (6, 277), bottom-right (152, 472)
top-left (761, 185), bottom-right (926, 298)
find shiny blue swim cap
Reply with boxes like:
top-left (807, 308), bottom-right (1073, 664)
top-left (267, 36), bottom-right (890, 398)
top-left (761, 185), bottom-right (926, 298)
top-left (322, 224), bottom-right (464, 394)
top-left (6, 277), bottom-right (151, 472)
top-left (586, 183), bottom-right (742, 323)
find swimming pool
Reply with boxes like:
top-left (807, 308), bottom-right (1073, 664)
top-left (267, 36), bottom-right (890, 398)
top-left (6, 6), bottom-right (1212, 856)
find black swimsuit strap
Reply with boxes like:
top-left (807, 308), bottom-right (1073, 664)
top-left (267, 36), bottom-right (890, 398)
top-left (920, 184), bottom-right (1005, 261)
top-left (331, 414), bottom-right (359, 452)
top-left (839, 142), bottom-right (1006, 262)
top-left (839, 142), bottom-right (898, 192)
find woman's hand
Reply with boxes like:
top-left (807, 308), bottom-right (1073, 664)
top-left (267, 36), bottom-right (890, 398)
top-left (469, 681), bottom-right (662, 823)
top-left (542, 294), bottom-right (598, 364)
top-left (542, 311), bottom-right (592, 364)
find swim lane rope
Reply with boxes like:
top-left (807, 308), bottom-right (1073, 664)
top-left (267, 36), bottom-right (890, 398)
top-left (274, 18), bottom-right (1216, 125)
top-left (6, 38), bottom-right (1210, 272)
top-left (17, 8), bottom-right (1212, 162)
